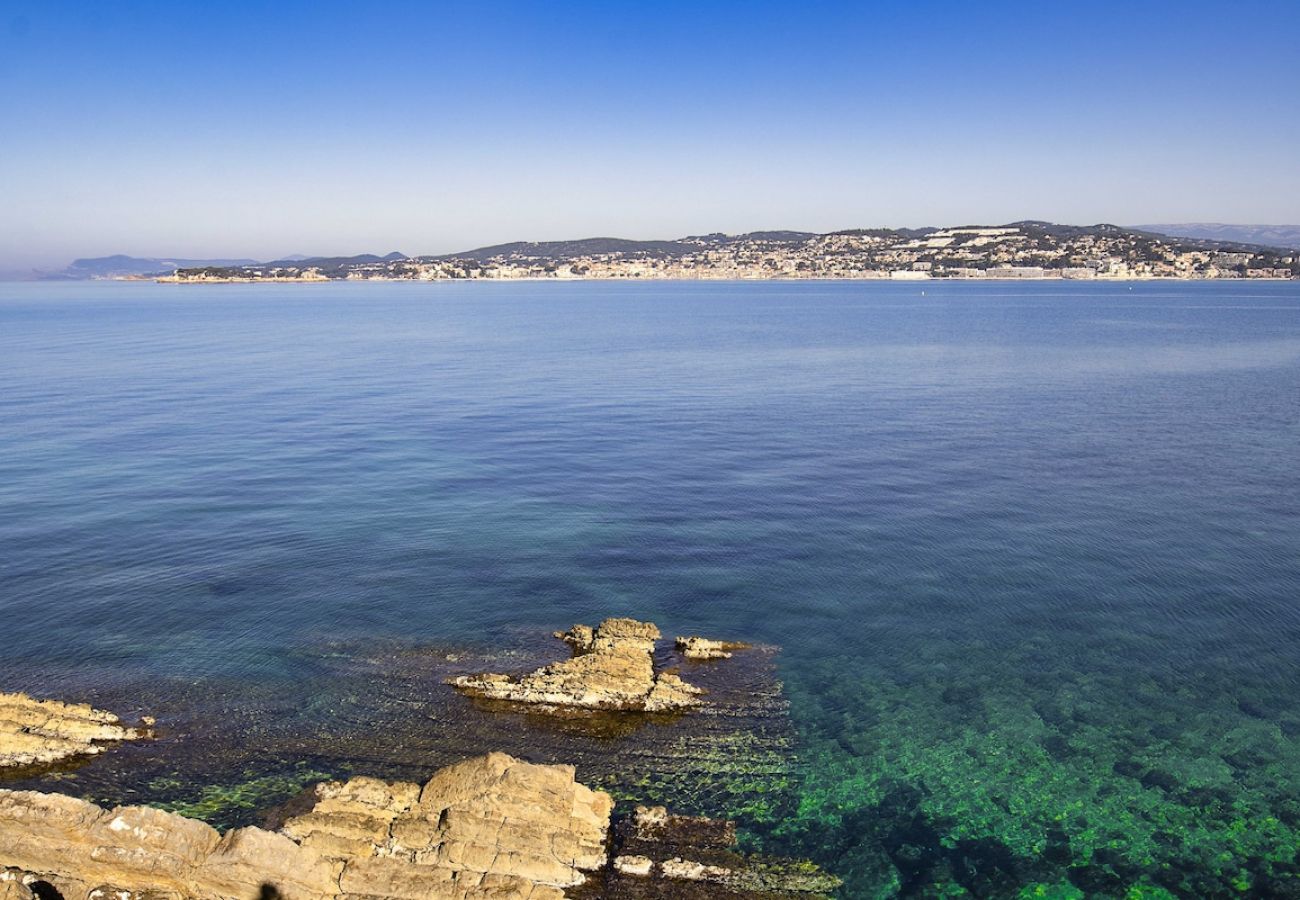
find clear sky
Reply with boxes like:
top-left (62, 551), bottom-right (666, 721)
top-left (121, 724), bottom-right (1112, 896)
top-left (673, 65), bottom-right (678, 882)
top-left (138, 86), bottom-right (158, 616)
top-left (2, 0), bottom-right (1297, 270)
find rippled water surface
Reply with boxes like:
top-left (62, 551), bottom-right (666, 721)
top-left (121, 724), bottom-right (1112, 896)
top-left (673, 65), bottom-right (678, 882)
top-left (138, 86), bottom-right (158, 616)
top-left (2, 280), bottom-right (1299, 897)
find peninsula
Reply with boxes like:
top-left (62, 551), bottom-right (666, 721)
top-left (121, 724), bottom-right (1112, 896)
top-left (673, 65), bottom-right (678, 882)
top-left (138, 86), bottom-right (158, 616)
top-left (157, 222), bottom-right (1299, 283)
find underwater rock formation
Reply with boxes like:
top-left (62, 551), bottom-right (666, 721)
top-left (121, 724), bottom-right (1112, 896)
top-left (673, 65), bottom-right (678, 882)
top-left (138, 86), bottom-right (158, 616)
top-left (573, 804), bottom-right (841, 898)
top-left (675, 636), bottom-right (751, 660)
top-left (451, 618), bottom-right (705, 713)
top-left (0, 752), bottom-right (606, 900)
top-left (0, 692), bottom-right (148, 770)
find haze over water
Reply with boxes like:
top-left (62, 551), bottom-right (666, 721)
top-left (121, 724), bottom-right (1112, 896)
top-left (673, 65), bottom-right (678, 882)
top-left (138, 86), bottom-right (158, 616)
top-left (3, 280), bottom-right (1300, 896)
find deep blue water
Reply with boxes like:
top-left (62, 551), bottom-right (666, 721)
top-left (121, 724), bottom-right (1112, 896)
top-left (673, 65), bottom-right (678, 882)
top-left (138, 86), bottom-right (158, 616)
top-left (3, 280), bottom-right (1299, 897)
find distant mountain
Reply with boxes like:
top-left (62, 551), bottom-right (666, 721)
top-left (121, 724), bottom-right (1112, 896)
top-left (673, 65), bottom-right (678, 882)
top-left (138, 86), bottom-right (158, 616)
top-left (47, 255), bottom-right (261, 279)
top-left (1136, 224), bottom-right (1300, 251)
top-left (438, 233), bottom-right (837, 262)
top-left (683, 231), bottom-right (819, 244)
top-left (436, 238), bottom-right (688, 262)
top-left (261, 251), bottom-right (406, 267)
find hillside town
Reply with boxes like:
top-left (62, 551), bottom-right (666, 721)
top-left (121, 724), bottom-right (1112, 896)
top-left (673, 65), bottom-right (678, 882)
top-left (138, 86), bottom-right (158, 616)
top-left (161, 222), bottom-right (1298, 283)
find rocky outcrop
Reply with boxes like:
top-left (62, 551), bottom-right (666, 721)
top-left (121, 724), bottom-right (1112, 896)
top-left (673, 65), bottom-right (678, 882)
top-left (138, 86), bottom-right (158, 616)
top-left (0, 750), bottom-right (836, 900)
top-left (674, 637), bottom-right (751, 660)
top-left (0, 692), bottom-right (148, 770)
top-left (0, 752), bottom-right (610, 900)
top-left (451, 619), bottom-right (705, 713)
top-left (1, 788), bottom-right (344, 900)
top-left (280, 752), bottom-right (612, 898)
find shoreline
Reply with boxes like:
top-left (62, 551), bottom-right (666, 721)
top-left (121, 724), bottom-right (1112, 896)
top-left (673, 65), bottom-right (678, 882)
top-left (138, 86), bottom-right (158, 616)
top-left (149, 274), bottom-right (1300, 285)
top-left (2, 620), bottom-right (841, 897)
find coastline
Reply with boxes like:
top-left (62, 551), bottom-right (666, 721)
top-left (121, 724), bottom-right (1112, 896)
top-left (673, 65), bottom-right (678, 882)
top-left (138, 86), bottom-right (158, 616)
top-left (3, 621), bottom-right (842, 897)
top-left (151, 273), bottom-right (1300, 285)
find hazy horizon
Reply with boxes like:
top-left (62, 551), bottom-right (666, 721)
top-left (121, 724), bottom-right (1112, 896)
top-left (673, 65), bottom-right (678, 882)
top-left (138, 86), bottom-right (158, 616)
top-left (8, 219), bottom-right (1300, 278)
top-left (3, 0), bottom-right (1298, 271)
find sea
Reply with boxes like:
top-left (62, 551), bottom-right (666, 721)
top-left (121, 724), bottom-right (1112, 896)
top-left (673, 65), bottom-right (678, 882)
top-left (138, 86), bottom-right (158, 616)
top-left (2, 279), bottom-right (1299, 897)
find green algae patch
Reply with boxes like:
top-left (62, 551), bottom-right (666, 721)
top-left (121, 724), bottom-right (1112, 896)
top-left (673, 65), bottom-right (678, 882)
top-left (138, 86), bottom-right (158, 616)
top-left (1018, 883), bottom-right (1084, 899)
top-left (593, 728), bottom-right (798, 829)
top-left (768, 643), bottom-right (1300, 897)
top-left (728, 857), bottom-right (845, 895)
top-left (146, 766), bottom-right (331, 830)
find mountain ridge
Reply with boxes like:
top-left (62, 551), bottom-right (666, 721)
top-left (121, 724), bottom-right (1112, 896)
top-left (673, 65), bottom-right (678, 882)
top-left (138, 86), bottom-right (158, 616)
top-left (1136, 224), bottom-right (1300, 251)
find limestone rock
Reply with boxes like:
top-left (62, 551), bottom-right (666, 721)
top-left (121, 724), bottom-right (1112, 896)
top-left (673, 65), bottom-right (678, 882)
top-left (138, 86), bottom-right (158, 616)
top-left (660, 857), bottom-right (732, 882)
top-left (554, 624), bottom-right (595, 652)
top-left (613, 855), bottom-right (653, 877)
top-left (282, 751), bottom-right (612, 895)
top-left (0, 747), bottom-right (836, 899)
top-left (452, 618), bottom-right (704, 713)
top-left (675, 636), bottom-right (751, 661)
top-left (0, 875), bottom-right (32, 900)
top-left (0, 693), bottom-right (147, 770)
top-left (0, 787), bottom-right (338, 900)
top-left (0, 753), bottom-right (612, 900)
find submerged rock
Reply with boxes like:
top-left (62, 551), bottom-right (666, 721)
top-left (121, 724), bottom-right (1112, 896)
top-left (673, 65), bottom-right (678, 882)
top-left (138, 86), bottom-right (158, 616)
top-left (675, 636), bottom-right (751, 660)
top-left (0, 692), bottom-right (148, 770)
top-left (574, 804), bottom-right (842, 898)
top-left (451, 618), bottom-right (706, 713)
top-left (0, 752), bottom-right (608, 900)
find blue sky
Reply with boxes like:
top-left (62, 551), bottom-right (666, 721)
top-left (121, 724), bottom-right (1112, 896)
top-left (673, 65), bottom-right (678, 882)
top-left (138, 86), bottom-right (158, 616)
top-left (1, 0), bottom-right (1297, 268)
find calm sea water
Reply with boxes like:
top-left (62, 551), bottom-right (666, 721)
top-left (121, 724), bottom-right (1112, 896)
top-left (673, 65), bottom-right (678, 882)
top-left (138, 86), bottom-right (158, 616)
top-left (2, 280), bottom-right (1299, 897)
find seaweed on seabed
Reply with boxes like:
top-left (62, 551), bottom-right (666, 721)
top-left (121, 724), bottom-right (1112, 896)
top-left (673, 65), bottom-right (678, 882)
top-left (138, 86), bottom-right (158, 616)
top-left (569, 804), bottom-right (841, 899)
top-left (762, 641), bottom-right (1300, 897)
top-left (143, 764), bottom-right (332, 831)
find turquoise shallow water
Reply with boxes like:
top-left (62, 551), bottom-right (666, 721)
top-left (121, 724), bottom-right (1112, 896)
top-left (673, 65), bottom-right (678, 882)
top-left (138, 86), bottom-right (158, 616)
top-left (2, 279), bottom-right (1300, 896)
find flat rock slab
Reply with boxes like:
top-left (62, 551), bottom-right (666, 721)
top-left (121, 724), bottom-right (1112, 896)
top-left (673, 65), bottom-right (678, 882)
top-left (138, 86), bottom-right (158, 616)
top-left (0, 693), bottom-right (146, 772)
top-left (676, 636), bottom-right (752, 660)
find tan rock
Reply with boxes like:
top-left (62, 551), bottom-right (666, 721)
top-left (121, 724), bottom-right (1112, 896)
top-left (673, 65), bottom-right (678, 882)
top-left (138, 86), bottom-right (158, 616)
top-left (0, 750), bottom-right (837, 898)
top-left (283, 752), bottom-right (612, 896)
top-left (612, 855), bottom-right (653, 876)
top-left (198, 826), bottom-right (340, 899)
top-left (0, 788), bottom-right (332, 900)
top-left (0, 875), bottom-right (31, 900)
top-left (0, 753), bottom-right (613, 900)
top-left (660, 857), bottom-right (733, 882)
top-left (675, 636), bottom-right (751, 660)
top-left (644, 673), bottom-right (703, 712)
top-left (553, 623), bottom-right (594, 652)
top-left (0, 692), bottom-right (146, 769)
top-left (452, 618), bottom-right (704, 713)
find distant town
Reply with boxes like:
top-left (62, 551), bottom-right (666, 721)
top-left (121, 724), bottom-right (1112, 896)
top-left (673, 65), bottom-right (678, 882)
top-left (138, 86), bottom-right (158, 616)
top-left (125, 222), bottom-right (1300, 283)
